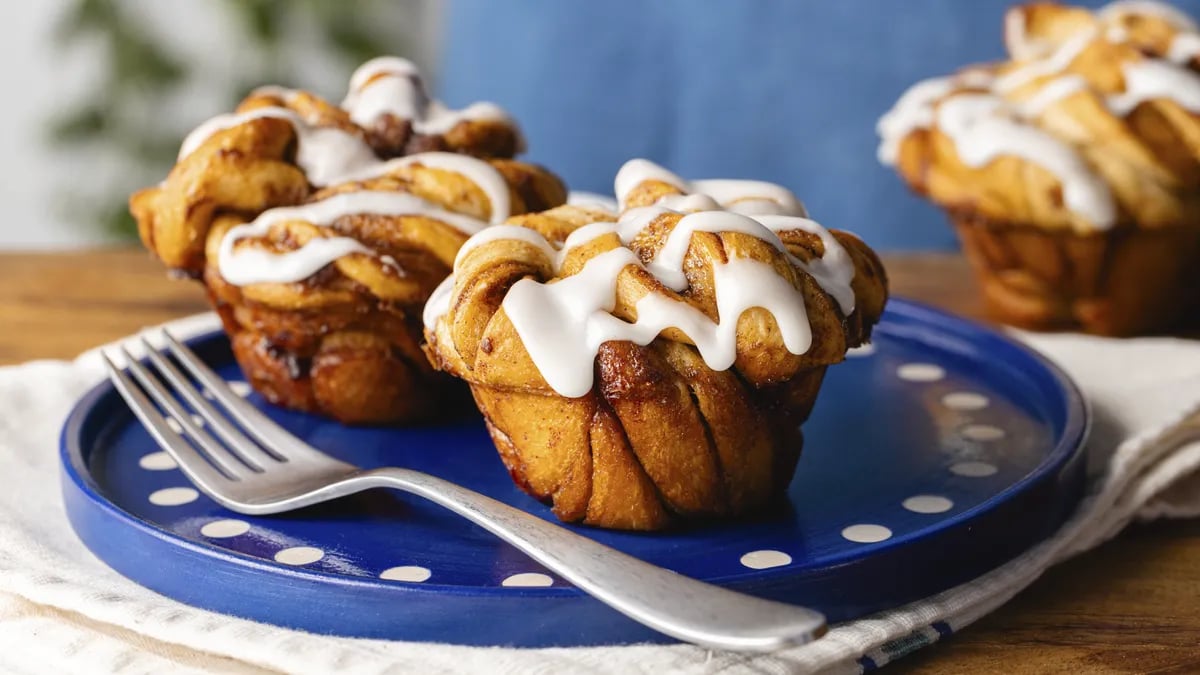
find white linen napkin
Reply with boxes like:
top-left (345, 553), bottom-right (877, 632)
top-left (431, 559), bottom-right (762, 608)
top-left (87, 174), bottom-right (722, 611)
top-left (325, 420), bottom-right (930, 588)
top-left (0, 313), bottom-right (1197, 675)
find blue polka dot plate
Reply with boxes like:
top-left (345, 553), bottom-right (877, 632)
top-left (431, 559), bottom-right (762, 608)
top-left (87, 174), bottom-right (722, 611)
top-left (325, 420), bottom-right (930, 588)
top-left (59, 298), bottom-right (1088, 647)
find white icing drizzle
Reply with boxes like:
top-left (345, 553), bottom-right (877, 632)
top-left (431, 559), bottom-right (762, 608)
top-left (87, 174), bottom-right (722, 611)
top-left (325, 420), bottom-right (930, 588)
top-left (206, 147), bottom-right (509, 287)
top-left (178, 107), bottom-right (379, 188)
top-left (879, 77), bottom-right (1120, 226)
top-left (1006, 7), bottom-right (1051, 61)
top-left (646, 211), bottom-right (855, 314)
top-left (654, 193), bottom-right (723, 213)
top-left (341, 56), bottom-right (517, 139)
top-left (876, 70), bottom-right (998, 166)
top-left (177, 57), bottom-right (528, 290)
top-left (179, 115), bottom-right (512, 218)
top-left (348, 55), bottom-right (419, 90)
top-left (614, 159), bottom-right (806, 215)
top-left (429, 162), bottom-right (859, 398)
top-left (1018, 75), bottom-right (1089, 117)
top-left (1111, 58), bottom-right (1200, 113)
top-left (218, 191), bottom-right (489, 285)
top-left (178, 57), bottom-right (517, 204)
top-left (501, 246), bottom-right (638, 397)
top-left (221, 236), bottom-right (373, 287)
top-left (876, 77), bottom-right (958, 165)
top-left (422, 275), bottom-right (456, 329)
top-left (566, 191), bottom-right (619, 212)
top-left (995, 28), bottom-right (1096, 93)
top-left (452, 223), bottom-right (555, 269)
top-left (180, 104), bottom-right (512, 285)
top-left (498, 235), bottom-right (817, 398)
top-left (180, 105), bottom-right (511, 219)
top-left (1099, 0), bottom-right (1199, 30)
top-left (1099, 1), bottom-right (1200, 64)
top-left (756, 215), bottom-right (857, 313)
top-left (1168, 32), bottom-right (1200, 63)
top-left (878, 0), bottom-right (1200, 229)
top-left (614, 159), bottom-right (688, 203)
top-left (337, 151), bottom-right (513, 224)
top-left (959, 69), bottom-right (1000, 88)
top-left (690, 179), bottom-right (808, 216)
top-left (938, 94), bottom-right (1116, 227)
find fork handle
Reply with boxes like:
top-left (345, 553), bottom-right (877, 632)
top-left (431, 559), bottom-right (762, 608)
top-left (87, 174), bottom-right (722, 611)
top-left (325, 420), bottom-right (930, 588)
top-left (353, 467), bottom-right (825, 651)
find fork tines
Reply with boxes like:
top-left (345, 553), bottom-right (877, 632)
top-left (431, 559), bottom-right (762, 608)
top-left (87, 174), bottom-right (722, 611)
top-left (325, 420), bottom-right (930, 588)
top-left (101, 332), bottom-right (285, 486)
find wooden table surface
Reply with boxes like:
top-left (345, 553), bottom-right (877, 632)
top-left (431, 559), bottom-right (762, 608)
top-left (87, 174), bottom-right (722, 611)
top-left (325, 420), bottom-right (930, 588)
top-left (2, 249), bottom-right (1198, 672)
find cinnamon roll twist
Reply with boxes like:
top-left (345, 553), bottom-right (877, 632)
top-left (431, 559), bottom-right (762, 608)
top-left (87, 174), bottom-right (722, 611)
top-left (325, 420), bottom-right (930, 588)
top-left (130, 57), bottom-right (564, 423)
top-left (878, 1), bottom-right (1200, 335)
top-left (425, 160), bottom-right (886, 530)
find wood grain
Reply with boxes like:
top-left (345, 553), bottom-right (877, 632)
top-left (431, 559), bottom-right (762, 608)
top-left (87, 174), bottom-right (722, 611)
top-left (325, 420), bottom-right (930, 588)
top-left (1, 249), bottom-right (1197, 671)
top-left (0, 249), bottom-right (208, 363)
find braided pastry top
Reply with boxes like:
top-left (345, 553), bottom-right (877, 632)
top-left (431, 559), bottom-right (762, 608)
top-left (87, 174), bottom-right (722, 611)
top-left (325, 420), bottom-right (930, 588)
top-left (878, 0), bottom-right (1200, 232)
top-left (130, 56), bottom-right (527, 275)
top-left (204, 157), bottom-right (566, 314)
top-left (425, 159), bottom-right (887, 399)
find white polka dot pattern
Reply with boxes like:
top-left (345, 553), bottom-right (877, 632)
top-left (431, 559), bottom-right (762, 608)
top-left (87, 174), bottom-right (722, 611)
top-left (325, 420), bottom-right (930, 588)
top-left (138, 452), bottom-right (177, 471)
top-left (902, 495), bottom-right (954, 514)
top-left (122, 353), bottom-right (1028, 590)
top-left (961, 424), bottom-right (1006, 441)
top-left (941, 392), bottom-right (990, 411)
top-left (950, 461), bottom-right (998, 477)
top-left (892, 363), bottom-right (1005, 520)
top-left (739, 550), bottom-right (793, 569)
top-left (502, 572), bottom-right (554, 587)
top-left (841, 524), bottom-right (893, 543)
top-left (896, 363), bottom-right (945, 382)
top-left (380, 566), bottom-right (432, 582)
top-left (200, 519), bottom-right (251, 538)
top-left (274, 547), bottom-right (325, 565)
top-left (148, 487), bottom-right (199, 506)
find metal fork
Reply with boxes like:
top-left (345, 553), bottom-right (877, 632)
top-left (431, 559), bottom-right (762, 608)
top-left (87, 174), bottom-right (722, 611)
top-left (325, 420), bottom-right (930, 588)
top-left (101, 331), bottom-right (826, 652)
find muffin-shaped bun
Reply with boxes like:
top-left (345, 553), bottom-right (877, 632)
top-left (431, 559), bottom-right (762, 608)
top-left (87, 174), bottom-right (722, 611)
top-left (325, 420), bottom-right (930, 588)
top-left (204, 157), bottom-right (563, 423)
top-left (341, 57), bottom-right (524, 159)
top-left (881, 1), bottom-right (1200, 231)
top-left (131, 57), bottom-right (527, 277)
top-left (425, 160), bottom-right (887, 530)
top-left (878, 1), bottom-right (1200, 334)
top-left (129, 57), bottom-right (563, 423)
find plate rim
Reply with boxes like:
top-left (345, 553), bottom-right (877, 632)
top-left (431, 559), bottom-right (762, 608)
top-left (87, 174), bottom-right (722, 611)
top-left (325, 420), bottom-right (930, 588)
top-left (59, 297), bottom-right (1091, 602)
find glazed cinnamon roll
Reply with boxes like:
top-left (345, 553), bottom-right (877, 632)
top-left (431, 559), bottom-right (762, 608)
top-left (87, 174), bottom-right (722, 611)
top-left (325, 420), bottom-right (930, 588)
top-left (130, 57), bottom-right (565, 423)
top-left (424, 160), bottom-right (887, 530)
top-left (878, 1), bottom-right (1200, 335)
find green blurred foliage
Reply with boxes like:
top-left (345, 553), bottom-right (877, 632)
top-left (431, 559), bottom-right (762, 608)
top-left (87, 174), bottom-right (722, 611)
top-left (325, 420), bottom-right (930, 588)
top-left (50, 0), bottom-right (408, 239)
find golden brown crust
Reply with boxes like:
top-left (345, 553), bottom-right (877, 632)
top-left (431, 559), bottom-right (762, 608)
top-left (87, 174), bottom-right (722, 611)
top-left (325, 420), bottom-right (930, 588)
top-left (346, 66), bottom-right (523, 159)
top-left (952, 211), bottom-right (1200, 335)
top-left (890, 2), bottom-right (1200, 232)
top-left (196, 161), bottom-right (563, 424)
top-left (129, 71), bottom-right (561, 424)
top-left (426, 202), bottom-right (887, 530)
top-left (884, 2), bottom-right (1200, 336)
top-left (360, 114), bottom-right (521, 159)
top-left (130, 116), bottom-right (310, 274)
top-left (130, 84), bottom-right (532, 279)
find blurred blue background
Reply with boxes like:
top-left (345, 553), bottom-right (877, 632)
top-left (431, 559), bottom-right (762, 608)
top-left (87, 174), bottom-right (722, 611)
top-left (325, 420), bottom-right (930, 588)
top-left (440, 0), bottom-right (1200, 250)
